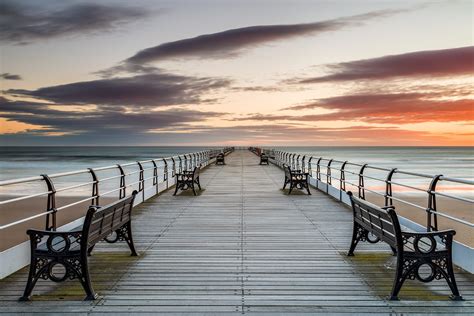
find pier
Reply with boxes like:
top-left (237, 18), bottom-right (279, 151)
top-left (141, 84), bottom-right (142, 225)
top-left (0, 149), bottom-right (473, 314)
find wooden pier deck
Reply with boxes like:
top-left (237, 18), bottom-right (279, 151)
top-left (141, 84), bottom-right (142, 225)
top-left (1, 150), bottom-right (473, 315)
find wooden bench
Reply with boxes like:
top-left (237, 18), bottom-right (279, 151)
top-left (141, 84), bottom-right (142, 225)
top-left (19, 191), bottom-right (138, 301)
top-left (259, 154), bottom-right (269, 165)
top-left (173, 166), bottom-right (202, 196)
top-left (347, 192), bottom-right (462, 301)
top-left (283, 165), bottom-right (311, 195)
top-left (216, 153), bottom-right (225, 165)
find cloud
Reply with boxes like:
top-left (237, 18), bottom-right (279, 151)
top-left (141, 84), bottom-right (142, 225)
top-left (2, 95), bottom-right (469, 146)
top-left (124, 9), bottom-right (404, 65)
top-left (8, 73), bottom-right (231, 107)
top-left (0, 1), bottom-right (150, 44)
top-left (0, 110), bottom-right (455, 146)
top-left (0, 97), bottom-right (225, 136)
top-left (0, 72), bottom-right (22, 80)
top-left (238, 92), bottom-right (474, 124)
top-left (295, 46), bottom-right (474, 83)
top-left (231, 86), bottom-right (280, 92)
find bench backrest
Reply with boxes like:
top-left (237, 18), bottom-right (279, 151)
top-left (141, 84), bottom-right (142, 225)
top-left (82, 191), bottom-right (138, 248)
top-left (347, 191), bottom-right (402, 248)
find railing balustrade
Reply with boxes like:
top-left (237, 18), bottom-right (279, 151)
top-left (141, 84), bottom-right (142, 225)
top-left (251, 147), bottom-right (474, 273)
top-left (0, 149), bottom-right (231, 231)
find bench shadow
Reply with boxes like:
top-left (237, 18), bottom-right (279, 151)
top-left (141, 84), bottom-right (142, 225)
top-left (280, 188), bottom-right (311, 195)
top-left (21, 252), bottom-right (140, 301)
top-left (346, 251), bottom-right (460, 301)
top-left (174, 188), bottom-right (206, 196)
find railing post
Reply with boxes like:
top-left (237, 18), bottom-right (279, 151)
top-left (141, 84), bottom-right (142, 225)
top-left (152, 160), bottom-right (159, 195)
top-left (117, 164), bottom-right (126, 199)
top-left (327, 159), bottom-right (333, 186)
top-left (163, 159), bottom-right (169, 189)
top-left (316, 158), bottom-right (322, 181)
top-left (308, 157), bottom-right (313, 176)
top-left (301, 156), bottom-right (306, 173)
top-left (384, 168), bottom-right (397, 207)
top-left (42, 174), bottom-right (57, 231)
top-left (171, 157), bottom-right (176, 179)
top-left (137, 161), bottom-right (145, 201)
top-left (427, 175), bottom-right (442, 232)
top-left (296, 155), bottom-right (300, 170)
top-left (180, 155), bottom-right (185, 172)
top-left (340, 161), bottom-right (348, 192)
top-left (88, 168), bottom-right (99, 205)
top-left (358, 164), bottom-right (368, 199)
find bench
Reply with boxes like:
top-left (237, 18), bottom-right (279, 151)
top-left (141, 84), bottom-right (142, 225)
top-left (347, 192), bottom-right (462, 301)
top-left (259, 154), bottom-right (269, 165)
top-left (216, 153), bottom-right (225, 165)
top-left (173, 166), bottom-right (202, 196)
top-left (283, 165), bottom-right (311, 195)
top-left (19, 191), bottom-right (138, 301)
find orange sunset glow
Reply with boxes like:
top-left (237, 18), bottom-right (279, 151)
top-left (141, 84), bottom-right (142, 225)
top-left (0, 0), bottom-right (473, 146)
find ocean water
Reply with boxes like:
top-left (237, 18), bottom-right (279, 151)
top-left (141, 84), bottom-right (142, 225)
top-left (271, 146), bottom-right (474, 180)
top-left (0, 146), bottom-right (216, 181)
top-left (0, 146), bottom-right (472, 196)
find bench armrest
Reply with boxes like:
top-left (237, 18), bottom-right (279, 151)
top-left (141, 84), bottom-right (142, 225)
top-left (401, 229), bottom-right (456, 250)
top-left (381, 205), bottom-right (395, 210)
top-left (26, 229), bottom-right (83, 250)
top-left (402, 229), bottom-right (455, 238)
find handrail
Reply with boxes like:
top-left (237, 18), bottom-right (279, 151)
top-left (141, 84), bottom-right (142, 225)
top-left (254, 147), bottom-right (473, 232)
top-left (0, 147), bottom-right (234, 231)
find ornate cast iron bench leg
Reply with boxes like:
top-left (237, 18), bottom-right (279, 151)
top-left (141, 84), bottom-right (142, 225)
top-left (19, 230), bottom-right (98, 301)
top-left (283, 176), bottom-right (289, 190)
top-left (389, 231), bottom-right (462, 301)
top-left (173, 175), bottom-right (183, 195)
top-left (105, 223), bottom-right (139, 257)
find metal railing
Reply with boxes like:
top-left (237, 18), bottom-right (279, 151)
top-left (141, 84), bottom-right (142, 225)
top-left (0, 148), bottom-right (233, 232)
top-left (254, 148), bottom-right (474, 233)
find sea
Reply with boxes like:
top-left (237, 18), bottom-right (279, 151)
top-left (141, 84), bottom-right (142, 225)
top-left (0, 146), bottom-right (473, 196)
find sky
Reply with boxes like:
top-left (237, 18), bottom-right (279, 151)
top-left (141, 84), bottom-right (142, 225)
top-left (0, 0), bottom-right (473, 146)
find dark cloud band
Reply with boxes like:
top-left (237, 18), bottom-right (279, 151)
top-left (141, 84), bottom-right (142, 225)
top-left (0, 73), bottom-right (22, 80)
top-left (296, 46), bottom-right (474, 83)
top-left (124, 9), bottom-right (404, 65)
top-left (0, 1), bottom-right (150, 44)
top-left (8, 73), bottom-right (230, 107)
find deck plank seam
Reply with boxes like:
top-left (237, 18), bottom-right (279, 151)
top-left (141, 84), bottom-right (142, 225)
top-left (98, 163), bottom-right (225, 309)
top-left (240, 153), bottom-right (245, 314)
top-left (259, 157), bottom-right (395, 310)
